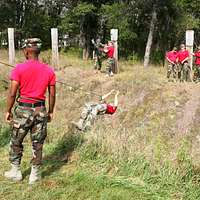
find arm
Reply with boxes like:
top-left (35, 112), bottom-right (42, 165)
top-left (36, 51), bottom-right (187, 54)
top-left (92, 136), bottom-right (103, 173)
top-left (92, 50), bottom-right (95, 59)
top-left (48, 85), bottom-right (56, 122)
top-left (104, 45), bottom-right (109, 53)
top-left (100, 43), bottom-right (105, 48)
top-left (194, 53), bottom-right (200, 58)
top-left (181, 56), bottom-right (189, 64)
top-left (165, 53), bottom-right (172, 64)
top-left (166, 57), bottom-right (175, 64)
top-left (101, 90), bottom-right (114, 100)
top-left (6, 80), bottom-right (19, 122)
top-left (181, 51), bottom-right (190, 64)
top-left (114, 91), bottom-right (119, 107)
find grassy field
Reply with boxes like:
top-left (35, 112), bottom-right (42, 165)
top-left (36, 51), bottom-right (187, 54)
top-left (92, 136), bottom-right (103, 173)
top-left (1, 50), bottom-right (200, 199)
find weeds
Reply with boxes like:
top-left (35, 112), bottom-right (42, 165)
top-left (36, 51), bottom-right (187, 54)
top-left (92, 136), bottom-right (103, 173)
top-left (0, 125), bottom-right (10, 148)
top-left (0, 51), bottom-right (200, 199)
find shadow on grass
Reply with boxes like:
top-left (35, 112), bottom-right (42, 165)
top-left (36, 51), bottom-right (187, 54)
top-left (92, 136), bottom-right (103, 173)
top-left (22, 125), bottom-right (83, 179)
top-left (42, 126), bottom-right (83, 178)
top-left (0, 126), bottom-right (10, 148)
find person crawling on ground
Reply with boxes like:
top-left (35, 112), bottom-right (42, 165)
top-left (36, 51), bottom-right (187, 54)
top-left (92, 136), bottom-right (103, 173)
top-left (72, 90), bottom-right (119, 131)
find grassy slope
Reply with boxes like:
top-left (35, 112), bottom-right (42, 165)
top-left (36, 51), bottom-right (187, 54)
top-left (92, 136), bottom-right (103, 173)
top-left (1, 51), bottom-right (200, 199)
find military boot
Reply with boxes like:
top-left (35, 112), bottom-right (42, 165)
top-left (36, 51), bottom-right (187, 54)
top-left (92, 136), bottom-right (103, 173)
top-left (29, 165), bottom-right (41, 184)
top-left (4, 164), bottom-right (22, 181)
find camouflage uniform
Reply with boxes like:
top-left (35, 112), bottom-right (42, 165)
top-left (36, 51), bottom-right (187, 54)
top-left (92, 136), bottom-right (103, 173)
top-left (77, 102), bottom-right (107, 131)
top-left (94, 54), bottom-right (102, 70)
top-left (94, 42), bottom-right (105, 71)
top-left (10, 105), bottom-right (47, 166)
top-left (178, 62), bottom-right (191, 82)
top-left (167, 62), bottom-right (178, 80)
top-left (106, 58), bottom-right (115, 75)
top-left (193, 65), bottom-right (200, 82)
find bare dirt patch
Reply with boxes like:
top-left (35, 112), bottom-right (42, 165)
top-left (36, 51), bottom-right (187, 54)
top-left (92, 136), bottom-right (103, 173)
top-left (176, 83), bottom-right (200, 135)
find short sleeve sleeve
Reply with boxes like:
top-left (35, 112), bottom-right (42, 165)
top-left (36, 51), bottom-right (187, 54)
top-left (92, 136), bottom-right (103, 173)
top-left (10, 65), bottom-right (20, 82)
top-left (195, 53), bottom-right (200, 58)
top-left (176, 52), bottom-right (180, 59)
top-left (106, 104), bottom-right (117, 115)
top-left (49, 71), bottom-right (56, 86)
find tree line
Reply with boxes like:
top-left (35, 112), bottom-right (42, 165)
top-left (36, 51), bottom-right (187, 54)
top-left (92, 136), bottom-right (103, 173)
top-left (0, 0), bottom-right (200, 64)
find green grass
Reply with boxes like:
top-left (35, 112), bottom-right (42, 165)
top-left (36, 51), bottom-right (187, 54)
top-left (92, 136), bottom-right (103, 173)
top-left (1, 54), bottom-right (200, 199)
top-left (0, 125), bottom-right (10, 148)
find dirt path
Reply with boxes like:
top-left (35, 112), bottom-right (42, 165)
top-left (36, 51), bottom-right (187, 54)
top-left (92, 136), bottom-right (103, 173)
top-left (176, 84), bottom-right (200, 135)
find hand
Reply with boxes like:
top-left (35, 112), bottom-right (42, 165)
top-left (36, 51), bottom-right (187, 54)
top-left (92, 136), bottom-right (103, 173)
top-left (110, 89), bottom-right (115, 94)
top-left (116, 90), bottom-right (120, 96)
top-left (5, 112), bottom-right (13, 123)
top-left (47, 112), bottom-right (53, 122)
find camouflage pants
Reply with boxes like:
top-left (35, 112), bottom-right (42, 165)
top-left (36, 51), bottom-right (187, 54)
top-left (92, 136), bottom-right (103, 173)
top-left (193, 65), bottom-right (200, 81)
top-left (9, 105), bottom-right (48, 166)
top-left (106, 58), bottom-right (115, 75)
top-left (80, 103), bottom-right (107, 129)
top-left (167, 63), bottom-right (178, 80)
top-left (177, 62), bottom-right (191, 82)
top-left (94, 56), bottom-right (102, 70)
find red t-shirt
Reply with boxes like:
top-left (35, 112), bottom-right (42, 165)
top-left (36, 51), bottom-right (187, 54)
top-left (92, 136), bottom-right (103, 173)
top-left (194, 52), bottom-right (200, 65)
top-left (166, 51), bottom-right (177, 63)
top-left (106, 104), bottom-right (117, 115)
top-left (177, 50), bottom-right (189, 63)
top-left (10, 59), bottom-right (56, 103)
top-left (106, 46), bottom-right (114, 58)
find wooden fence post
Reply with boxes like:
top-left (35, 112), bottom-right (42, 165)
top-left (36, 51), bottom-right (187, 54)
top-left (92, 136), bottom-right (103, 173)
top-left (51, 28), bottom-right (59, 68)
top-left (111, 29), bottom-right (118, 73)
top-left (8, 28), bottom-right (15, 65)
top-left (186, 30), bottom-right (194, 81)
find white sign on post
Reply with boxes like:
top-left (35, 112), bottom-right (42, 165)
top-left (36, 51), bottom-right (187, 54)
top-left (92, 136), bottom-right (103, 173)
top-left (186, 30), bottom-right (194, 46)
top-left (111, 29), bottom-right (118, 41)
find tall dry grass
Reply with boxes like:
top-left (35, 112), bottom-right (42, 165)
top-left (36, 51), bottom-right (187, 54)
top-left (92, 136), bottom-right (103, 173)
top-left (1, 52), bottom-right (200, 199)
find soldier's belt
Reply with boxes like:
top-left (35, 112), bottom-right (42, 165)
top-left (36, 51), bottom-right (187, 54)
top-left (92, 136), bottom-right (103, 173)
top-left (18, 101), bottom-right (45, 108)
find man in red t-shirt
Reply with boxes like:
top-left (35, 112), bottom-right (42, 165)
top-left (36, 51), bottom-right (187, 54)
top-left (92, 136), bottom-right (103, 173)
top-left (73, 90), bottom-right (119, 131)
top-left (4, 38), bottom-right (56, 184)
top-left (104, 41), bottom-right (115, 77)
top-left (193, 46), bottom-right (200, 81)
top-left (165, 47), bottom-right (178, 80)
top-left (177, 44), bottom-right (190, 81)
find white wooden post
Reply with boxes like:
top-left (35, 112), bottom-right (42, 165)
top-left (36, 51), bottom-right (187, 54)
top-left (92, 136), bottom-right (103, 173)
top-left (51, 28), bottom-right (59, 68)
top-left (186, 30), bottom-right (194, 70)
top-left (111, 29), bottom-right (118, 73)
top-left (186, 30), bottom-right (194, 81)
top-left (8, 28), bottom-right (15, 65)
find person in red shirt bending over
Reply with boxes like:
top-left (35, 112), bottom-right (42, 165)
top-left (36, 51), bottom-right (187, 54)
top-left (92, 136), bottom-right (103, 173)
top-left (177, 44), bottom-right (190, 82)
top-left (193, 46), bottom-right (200, 82)
top-left (104, 41), bottom-right (115, 77)
top-left (73, 90), bottom-right (119, 131)
top-left (165, 47), bottom-right (178, 81)
top-left (4, 38), bottom-right (56, 184)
